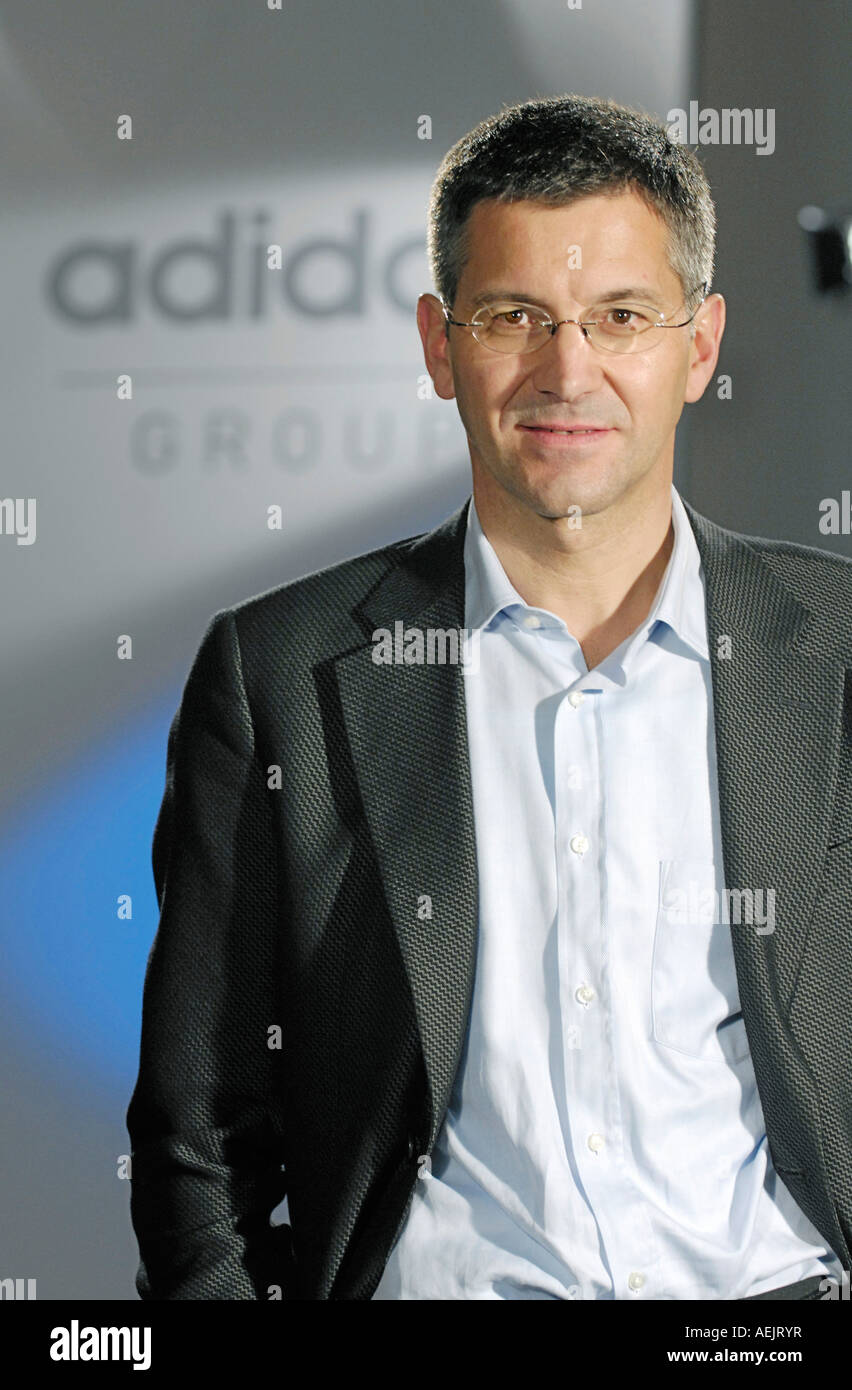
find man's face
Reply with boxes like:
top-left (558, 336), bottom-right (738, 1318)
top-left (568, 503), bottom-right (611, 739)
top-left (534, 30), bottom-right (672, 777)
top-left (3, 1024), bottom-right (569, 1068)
top-left (418, 190), bottom-right (723, 523)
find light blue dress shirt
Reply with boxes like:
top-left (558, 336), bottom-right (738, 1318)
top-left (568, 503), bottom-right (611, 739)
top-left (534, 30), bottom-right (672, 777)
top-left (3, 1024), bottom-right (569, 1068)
top-left (372, 485), bottom-right (842, 1300)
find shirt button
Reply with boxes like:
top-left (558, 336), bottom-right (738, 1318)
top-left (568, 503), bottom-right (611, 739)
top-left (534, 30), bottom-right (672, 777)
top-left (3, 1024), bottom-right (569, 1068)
top-left (569, 834), bottom-right (589, 855)
top-left (522, 614), bottom-right (542, 629)
top-left (575, 984), bottom-right (595, 1006)
top-left (627, 1272), bottom-right (646, 1292)
top-left (587, 1133), bottom-right (605, 1153)
top-left (568, 690), bottom-right (585, 707)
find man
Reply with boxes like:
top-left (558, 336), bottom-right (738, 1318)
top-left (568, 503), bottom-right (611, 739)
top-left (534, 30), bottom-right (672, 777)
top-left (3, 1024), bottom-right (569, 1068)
top-left (127, 94), bottom-right (852, 1300)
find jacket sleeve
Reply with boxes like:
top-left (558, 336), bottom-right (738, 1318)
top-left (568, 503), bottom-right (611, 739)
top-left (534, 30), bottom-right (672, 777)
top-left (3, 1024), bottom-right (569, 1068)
top-left (126, 608), bottom-right (294, 1299)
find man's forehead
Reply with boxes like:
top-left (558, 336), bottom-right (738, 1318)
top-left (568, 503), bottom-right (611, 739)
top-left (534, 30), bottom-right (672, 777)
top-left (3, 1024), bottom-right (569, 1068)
top-left (464, 190), bottom-right (669, 250)
top-left (460, 192), bottom-right (676, 292)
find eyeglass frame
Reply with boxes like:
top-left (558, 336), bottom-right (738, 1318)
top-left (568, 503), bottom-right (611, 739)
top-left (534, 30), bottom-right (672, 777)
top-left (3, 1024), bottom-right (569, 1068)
top-left (440, 281), bottom-right (709, 355)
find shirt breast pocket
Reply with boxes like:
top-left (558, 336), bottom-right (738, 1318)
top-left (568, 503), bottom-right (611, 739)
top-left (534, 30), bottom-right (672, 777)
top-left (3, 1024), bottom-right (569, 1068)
top-left (651, 858), bottom-right (751, 1066)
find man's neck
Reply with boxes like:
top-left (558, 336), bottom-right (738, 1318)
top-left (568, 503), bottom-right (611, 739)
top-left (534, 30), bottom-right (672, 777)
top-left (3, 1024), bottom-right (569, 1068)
top-left (471, 477), bottom-right (675, 671)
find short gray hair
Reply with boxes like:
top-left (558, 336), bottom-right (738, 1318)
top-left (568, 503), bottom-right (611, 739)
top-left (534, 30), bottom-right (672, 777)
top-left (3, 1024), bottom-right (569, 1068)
top-left (427, 94), bottom-right (716, 318)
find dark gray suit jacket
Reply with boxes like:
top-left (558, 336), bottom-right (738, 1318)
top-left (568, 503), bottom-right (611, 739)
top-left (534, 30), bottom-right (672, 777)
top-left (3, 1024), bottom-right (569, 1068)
top-left (127, 494), bottom-right (852, 1299)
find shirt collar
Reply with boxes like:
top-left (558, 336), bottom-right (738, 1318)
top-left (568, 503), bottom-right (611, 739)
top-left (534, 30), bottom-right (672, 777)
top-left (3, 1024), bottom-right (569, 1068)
top-left (463, 483), bottom-right (709, 662)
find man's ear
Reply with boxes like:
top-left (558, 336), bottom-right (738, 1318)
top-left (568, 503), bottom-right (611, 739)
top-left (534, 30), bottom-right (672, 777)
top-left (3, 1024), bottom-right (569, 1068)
top-left (684, 292), bottom-right (726, 403)
top-left (417, 293), bottom-right (457, 401)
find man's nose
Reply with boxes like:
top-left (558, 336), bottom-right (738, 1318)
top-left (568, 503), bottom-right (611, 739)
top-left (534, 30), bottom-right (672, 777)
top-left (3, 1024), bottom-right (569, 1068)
top-left (529, 318), bottom-right (603, 390)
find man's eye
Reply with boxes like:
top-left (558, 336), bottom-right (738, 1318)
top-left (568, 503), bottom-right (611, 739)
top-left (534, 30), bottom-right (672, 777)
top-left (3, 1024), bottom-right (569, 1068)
top-left (493, 307), bottom-right (533, 326)
top-left (602, 306), bottom-right (654, 329)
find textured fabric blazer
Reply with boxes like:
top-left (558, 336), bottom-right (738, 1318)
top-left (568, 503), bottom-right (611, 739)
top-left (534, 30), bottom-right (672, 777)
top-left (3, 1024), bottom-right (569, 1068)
top-left (127, 495), bottom-right (852, 1299)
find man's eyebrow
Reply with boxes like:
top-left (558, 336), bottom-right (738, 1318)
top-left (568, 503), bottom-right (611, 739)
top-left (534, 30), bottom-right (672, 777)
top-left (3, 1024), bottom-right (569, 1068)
top-left (468, 286), bottom-right (666, 309)
top-left (589, 286), bottom-right (666, 306)
top-left (469, 288), bottom-right (541, 307)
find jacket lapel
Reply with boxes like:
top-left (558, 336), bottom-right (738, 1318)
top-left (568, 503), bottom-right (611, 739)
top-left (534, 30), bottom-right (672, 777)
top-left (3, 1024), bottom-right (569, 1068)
top-left (682, 500), bottom-right (848, 1023)
top-left (335, 500), bottom-right (478, 1150)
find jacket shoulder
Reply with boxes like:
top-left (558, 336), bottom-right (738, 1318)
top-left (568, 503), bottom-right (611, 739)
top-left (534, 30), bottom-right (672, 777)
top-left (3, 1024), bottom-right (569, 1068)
top-left (733, 527), bottom-right (852, 617)
top-left (690, 504), bottom-right (852, 651)
top-left (209, 500), bottom-right (468, 661)
top-left (232, 529), bottom-right (421, 629)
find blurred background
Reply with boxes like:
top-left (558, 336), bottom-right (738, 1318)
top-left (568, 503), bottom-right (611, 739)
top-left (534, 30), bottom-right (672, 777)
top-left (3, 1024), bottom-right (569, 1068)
top-left (0, 0), bottom-right (848, 1298)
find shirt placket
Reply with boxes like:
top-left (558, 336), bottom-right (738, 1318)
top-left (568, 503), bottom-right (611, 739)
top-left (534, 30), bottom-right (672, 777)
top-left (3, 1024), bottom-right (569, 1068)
top-left (553, 674), bottom-right (660, 1299)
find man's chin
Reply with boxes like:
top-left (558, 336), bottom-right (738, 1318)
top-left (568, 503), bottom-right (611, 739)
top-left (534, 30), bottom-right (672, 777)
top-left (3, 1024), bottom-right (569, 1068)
top-left (503, 471), bottom-right (622, 523)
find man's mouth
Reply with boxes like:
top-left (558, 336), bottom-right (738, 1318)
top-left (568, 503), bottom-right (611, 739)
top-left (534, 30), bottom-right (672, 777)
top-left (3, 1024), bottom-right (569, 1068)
top-left (519, 424), bottom-right (610, 433)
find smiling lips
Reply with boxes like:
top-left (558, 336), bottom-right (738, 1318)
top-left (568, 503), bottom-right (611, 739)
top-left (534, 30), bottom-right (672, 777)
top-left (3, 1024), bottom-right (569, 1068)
top-left (519, 423), bottom-right (611, 433)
